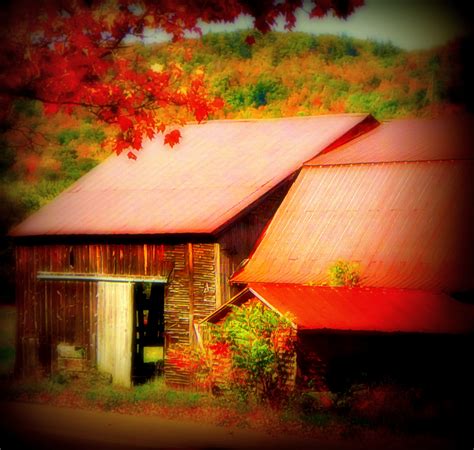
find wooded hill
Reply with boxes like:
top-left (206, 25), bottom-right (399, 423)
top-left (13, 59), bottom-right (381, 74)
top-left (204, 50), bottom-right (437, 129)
top-left (1, 31), bottom-right (470, 230)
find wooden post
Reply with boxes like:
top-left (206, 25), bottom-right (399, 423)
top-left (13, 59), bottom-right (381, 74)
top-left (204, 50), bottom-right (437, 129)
top-left (187, 243), bottom-right (195, 345)
top-left (214, 243), bottom-right (222, 307)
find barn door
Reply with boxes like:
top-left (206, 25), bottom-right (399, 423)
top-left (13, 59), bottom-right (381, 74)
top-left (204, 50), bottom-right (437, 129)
top-left (97, 282), bottom-right (133, 387)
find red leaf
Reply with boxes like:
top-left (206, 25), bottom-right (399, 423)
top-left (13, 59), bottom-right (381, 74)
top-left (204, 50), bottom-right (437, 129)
top-left (43, 103), bottom-right (60, 115)
top-left (127, 151), bottom-right (137, 160)
top-left (118, 116), bottom-right (133, 132)
top-left (245, 35), bottom-right (256, 46)
top-left (194, 104), bottom-right (208, 123)
top-left (114, 138), bottom-right (129, 155)
top-left (164, 129), bottom-right (181, 148)
top-left (132, 134), bottom-right (142, 150)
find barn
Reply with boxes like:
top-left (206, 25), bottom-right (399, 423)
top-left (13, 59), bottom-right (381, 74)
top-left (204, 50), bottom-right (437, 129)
top-left (207, 116), bottom-right (474, 390)
top-left (9, 114), bottom-right (376, 386)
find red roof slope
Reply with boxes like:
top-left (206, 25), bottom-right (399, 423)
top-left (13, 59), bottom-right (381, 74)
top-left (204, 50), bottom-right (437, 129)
top-left (250, 283), bottom-right (474, 333)
top-left (203, 283), bottom-right (474, 334)
top-left (306, 115), bottom-right (474, 166)
top-left (11, 115), bottom-right (371, 237)
top-left (232, 119), bottom-right (474, 291)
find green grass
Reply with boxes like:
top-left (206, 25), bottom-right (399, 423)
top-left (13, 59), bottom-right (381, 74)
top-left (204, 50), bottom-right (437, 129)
top-left (80, 377), bottom-right (207, 410)
top-left (143, 346), bottom-right (163, 363)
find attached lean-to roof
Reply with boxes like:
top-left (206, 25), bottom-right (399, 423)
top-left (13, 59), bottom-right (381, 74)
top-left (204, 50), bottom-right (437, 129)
top-left (232, 116), bottom-right (474, 291)
top-left (203, 283), bottom-right (474, 334)
top-left (10, 114), bottom-right (374, 237)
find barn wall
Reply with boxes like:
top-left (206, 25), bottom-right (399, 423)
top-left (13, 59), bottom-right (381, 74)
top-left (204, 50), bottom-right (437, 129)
top-left (163, 243), bottom-right (218, 385)
top-left (14, 176), bottom-right (294, 381)
top-left (297, 333), bottom-right (474, 392)
top-left (217, 178), bottom-right (295, 303)
top-left (15, 245), bottom-right (98, 377)
top-left (15, 242), bottom-right (218, 382)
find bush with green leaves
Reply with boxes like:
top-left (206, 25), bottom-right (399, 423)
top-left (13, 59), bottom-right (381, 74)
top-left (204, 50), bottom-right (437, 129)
top-left (221, 303), bottom-right (296, 402)
top-left (327, 260), bottom-right (361, 287)
top-left (168, 303), bottom-right (296, 403)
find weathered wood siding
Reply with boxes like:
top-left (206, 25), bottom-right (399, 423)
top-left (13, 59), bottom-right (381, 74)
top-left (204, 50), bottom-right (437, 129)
top-left (163, 243), bottom-right (219, 385)
top-left (217, 178), bottom-right (295, 302)
top-left (15, 242), bottom-right (219, 384)
top-left (16, 245), bottom-right (98, 376)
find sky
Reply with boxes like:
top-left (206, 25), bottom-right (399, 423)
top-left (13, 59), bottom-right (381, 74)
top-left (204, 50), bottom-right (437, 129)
top-left (138, 0), bottom-right (472, 50)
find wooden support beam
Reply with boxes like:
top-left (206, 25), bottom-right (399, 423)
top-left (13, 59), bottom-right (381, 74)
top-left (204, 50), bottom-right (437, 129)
top-left (37, 272), bottom-right (168, 283)
top-left (187, 243), bottom-right (195, 346)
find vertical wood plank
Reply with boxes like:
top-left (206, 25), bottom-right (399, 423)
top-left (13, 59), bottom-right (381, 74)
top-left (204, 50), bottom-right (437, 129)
top-left (214, 243), bottom-right (222, 307)
top-left (187, 244), bottom-right (194, 346)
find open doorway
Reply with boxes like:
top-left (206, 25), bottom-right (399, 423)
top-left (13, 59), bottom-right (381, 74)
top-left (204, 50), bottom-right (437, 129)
top-left (132, 282), bottom-right (165, 384)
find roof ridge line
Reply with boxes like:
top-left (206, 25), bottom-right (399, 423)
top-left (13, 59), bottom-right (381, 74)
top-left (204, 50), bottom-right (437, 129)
top-left (305, 158), bottom-right (474, 168)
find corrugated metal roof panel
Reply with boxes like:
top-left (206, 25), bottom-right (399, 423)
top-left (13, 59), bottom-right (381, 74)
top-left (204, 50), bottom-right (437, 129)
top-left (233, 160), bottom-right (474, 291)
top-left (306, 115), bottom-right (474, 166)
top-left (247, 283), bottom-right (474, 334)
top-left (11, 114), bottom-right (371, 237)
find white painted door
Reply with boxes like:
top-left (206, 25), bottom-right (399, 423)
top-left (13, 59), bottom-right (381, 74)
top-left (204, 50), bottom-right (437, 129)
top-left (97, 282), bottom-right (133, 387)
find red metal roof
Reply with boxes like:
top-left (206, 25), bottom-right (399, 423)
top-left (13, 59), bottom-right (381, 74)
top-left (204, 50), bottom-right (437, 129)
top-left (10, 114), bottom-right (371, 237)
top-left (232, 160), bottom-right (474, 291)
top-left (204, 283), bottom-right (474, 334)
top-left (306, 115), bottom-right (474, 166)
top-left (248, 283), bottom-right (474, 333)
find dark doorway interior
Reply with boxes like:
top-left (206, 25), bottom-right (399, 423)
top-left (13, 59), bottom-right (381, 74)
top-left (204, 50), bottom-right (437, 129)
top-left (132, 283), bottom-right (165, 384)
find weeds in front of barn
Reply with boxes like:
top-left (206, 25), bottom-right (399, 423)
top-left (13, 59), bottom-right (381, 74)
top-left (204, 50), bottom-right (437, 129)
top-left (0, 305), bottom-right (466, 441)
top-left (0, 373), bottom-right (466, 442)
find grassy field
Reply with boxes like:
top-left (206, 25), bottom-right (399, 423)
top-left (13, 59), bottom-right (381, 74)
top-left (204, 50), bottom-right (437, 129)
top-left (0, 305), bottom-right (16, 376)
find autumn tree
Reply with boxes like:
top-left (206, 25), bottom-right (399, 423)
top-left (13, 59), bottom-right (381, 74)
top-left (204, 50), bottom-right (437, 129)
top-left (0, 0), bottom-right (363, 158)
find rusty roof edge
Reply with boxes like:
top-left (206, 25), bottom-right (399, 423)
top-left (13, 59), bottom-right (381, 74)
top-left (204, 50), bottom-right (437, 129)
top-left (9, 232), bottom-right (216, 243)
top-left (199, 287), bottom-right (251, 324)
top-left (297, 327), bottom-right (471, 335)
top-left (304, 158), bottom-right (474, 169)
top-left (247, 282), bottom-right (450, 294)
top-left (183, 113), bottom-right (370, 126)
top-left (248, 285), bottom-right (298, 329)
top-left (304, 116), bottom-right (382, 166)
top-left (303, 114), bottom-right (380, 163)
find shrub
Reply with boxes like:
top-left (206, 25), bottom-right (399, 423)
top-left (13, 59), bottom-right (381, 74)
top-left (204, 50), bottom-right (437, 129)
top-left (327, 260), bottom-right (361, 287)
top-left (167, 303), bottom-right (296, 404)
top-left (221, 303), bottom-right (296, 402)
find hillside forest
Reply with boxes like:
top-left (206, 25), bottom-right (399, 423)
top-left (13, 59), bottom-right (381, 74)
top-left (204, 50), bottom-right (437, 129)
top-left (0, 31), bottom-right (471, 300)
